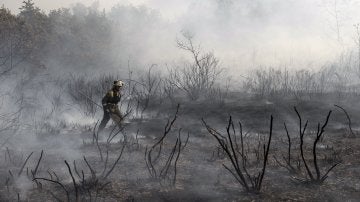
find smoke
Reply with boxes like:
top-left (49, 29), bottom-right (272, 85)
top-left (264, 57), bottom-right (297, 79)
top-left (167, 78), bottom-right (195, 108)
top-left (97, 0), bottom-right (360, 76)
top-left (171, 0), bottom-right (359, 72)
top-left (1, 0), bottom-right (359, 145)
top-left (4, 0), bottom-right (360, 76)
top-left (1, 0), bottom-right (360, 199)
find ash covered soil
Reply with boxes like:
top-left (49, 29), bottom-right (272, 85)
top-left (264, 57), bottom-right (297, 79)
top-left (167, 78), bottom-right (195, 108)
top-left (1, 94), bottom-right (360, 201)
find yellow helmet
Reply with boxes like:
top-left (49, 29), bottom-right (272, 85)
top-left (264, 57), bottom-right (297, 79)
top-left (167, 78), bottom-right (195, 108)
top-left (113, 80), bottom-right (124, 87)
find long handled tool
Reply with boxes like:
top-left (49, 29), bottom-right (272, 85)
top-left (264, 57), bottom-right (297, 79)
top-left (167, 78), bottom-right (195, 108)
top-left (77, 90), bottom-right (103, 108)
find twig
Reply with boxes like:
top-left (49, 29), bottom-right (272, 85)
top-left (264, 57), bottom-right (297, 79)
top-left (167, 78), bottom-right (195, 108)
top-left (33, 177), bottom-right (70, 202)
top-left (103, 143), bottom-right (126, 180)
top-left (18, 152), bottom-right (34, 176)
top-left (146, 104), bottom-right (180, 178)
top-left (334, 105), bottom-right (355, 136)
top-left (83, 156), bottom-right (96, 179)
top-left (294, 107), bottom-right (313, 180)
top-left (31, 150), bottom-right (44, 178)
top-left (64, 160), bottom-right (78, 201)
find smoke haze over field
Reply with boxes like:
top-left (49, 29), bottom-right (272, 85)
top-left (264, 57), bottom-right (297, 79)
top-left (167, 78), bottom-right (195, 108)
top-left (3, 0), bottom-right (360, 74)
top-left (3, 1), bottom-right (360, 201)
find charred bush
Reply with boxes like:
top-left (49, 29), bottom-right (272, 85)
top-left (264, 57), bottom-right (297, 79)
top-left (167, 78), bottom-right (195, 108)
top-left (202, 115), bottom-right (273, 193)
top-left (145, 104), bottom-right (189, 187)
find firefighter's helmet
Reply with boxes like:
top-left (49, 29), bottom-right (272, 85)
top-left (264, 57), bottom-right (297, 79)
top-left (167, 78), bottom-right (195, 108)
top-left (113, 80), bottom-right (124, 87)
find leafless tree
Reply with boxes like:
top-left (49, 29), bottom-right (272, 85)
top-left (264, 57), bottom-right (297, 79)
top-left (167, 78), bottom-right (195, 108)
top-left (134, 65), bottom-right (162, 119)
top-left (168, 31), bottom-right (222, 100)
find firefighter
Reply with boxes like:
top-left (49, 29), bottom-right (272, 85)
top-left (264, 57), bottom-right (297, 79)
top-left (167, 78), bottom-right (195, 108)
top-left (98, 80), bottom-right (124, 133)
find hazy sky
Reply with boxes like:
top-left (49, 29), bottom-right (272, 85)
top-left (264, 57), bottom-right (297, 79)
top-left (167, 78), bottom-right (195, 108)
top-left (3, 0), bottom-right (360, 71)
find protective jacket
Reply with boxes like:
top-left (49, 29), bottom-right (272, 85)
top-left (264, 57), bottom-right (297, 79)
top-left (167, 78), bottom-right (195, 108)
top-left (102, 89), bottom-right (121, 106)
top-left (98, 88), bottom-right (123, 132)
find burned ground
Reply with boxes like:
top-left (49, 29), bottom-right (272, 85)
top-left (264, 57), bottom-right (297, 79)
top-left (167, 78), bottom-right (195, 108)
top-left (1, 92), bottom-right (360, 202)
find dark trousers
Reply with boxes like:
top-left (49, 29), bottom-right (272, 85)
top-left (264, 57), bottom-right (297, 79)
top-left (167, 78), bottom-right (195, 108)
top-left (98, 105), bottom-right (123, 133)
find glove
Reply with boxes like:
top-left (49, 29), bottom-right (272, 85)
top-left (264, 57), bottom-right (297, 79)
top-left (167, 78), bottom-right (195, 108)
top-left (103, 104), bottom-right (111, 113)
top-left (104, 103), bottom-right (117, 113)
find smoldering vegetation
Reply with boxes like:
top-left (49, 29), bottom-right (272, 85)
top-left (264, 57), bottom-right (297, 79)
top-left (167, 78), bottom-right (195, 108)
top-left (1, 1), bottom-right (360, 201)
